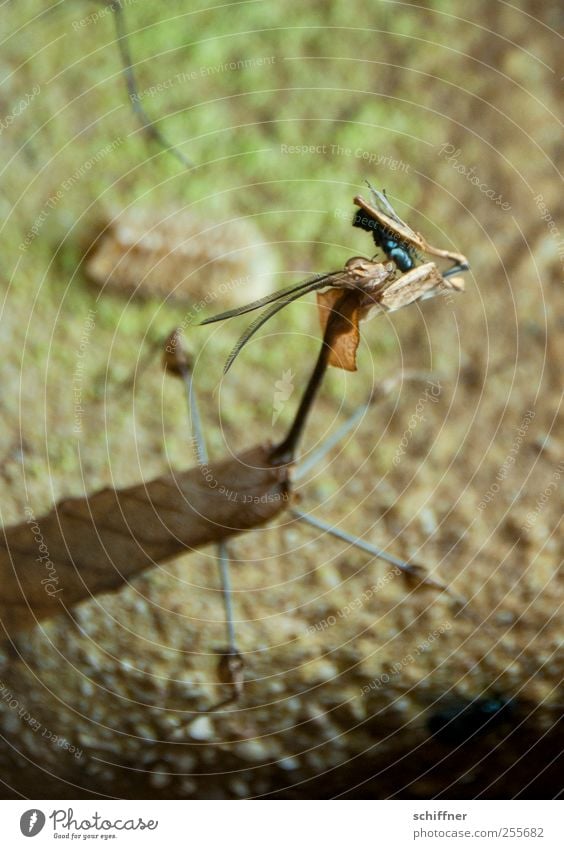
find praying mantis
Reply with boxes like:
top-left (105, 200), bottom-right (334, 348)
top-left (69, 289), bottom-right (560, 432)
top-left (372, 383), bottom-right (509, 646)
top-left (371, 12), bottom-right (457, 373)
top-left (0, 186), bottom-right (469, 707)
top-left (193, 185), bottom-right (469, 698)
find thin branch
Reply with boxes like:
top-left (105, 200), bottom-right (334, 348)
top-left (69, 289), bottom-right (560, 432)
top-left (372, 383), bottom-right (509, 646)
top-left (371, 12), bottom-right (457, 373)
top-left (112, 0), bottom-right (194, 169)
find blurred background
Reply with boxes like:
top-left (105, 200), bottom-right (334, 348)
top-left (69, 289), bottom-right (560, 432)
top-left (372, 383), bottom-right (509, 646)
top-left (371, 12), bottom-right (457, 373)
top-left (0, 0), bottom-right (562, 798)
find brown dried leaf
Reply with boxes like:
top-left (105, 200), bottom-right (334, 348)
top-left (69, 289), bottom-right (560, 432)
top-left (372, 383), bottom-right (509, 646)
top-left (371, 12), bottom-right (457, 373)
top-left (317, 289), bottom-right (361, 371)
top-left (362, 262), bottom-right (465, 322)
top-left (85, 205), bottom-right (275, 305)
top-left (316, 262), bottom-right (464, 372)
top-left (0, 446), bottom-right (291, 635)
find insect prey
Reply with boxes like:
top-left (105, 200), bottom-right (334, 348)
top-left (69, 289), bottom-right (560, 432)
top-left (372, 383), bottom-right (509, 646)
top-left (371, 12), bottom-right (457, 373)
top-left (201, 186), bottom-right (469, 375)
top-left (353, 181), bottom-right (470, 277)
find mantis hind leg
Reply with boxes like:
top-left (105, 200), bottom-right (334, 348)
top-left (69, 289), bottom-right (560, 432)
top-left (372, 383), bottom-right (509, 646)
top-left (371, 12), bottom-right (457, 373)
top-left (165, 331), bottom-right (244, 701)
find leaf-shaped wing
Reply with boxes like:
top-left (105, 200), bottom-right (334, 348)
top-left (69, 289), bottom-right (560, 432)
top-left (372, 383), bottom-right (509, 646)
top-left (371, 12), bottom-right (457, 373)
top-left (358, 262), bottom-right (465, 324)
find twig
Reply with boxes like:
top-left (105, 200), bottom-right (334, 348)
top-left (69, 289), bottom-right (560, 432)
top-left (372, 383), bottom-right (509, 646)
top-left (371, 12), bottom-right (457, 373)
top-left (112, 0), bottom-right (194, 169)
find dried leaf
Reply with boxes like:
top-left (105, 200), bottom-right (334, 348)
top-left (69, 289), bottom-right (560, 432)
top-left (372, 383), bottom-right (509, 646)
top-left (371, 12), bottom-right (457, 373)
top-left (362, 262), bottom-right (465, 321)
top-left (85, 205), bottom-right (275, 305)
top-left (314, 262), bottom-right (465, 372)
top-left (0, 446), bottom-right (290, 635)
top-left (317, 289), bottom-right (360, 371)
